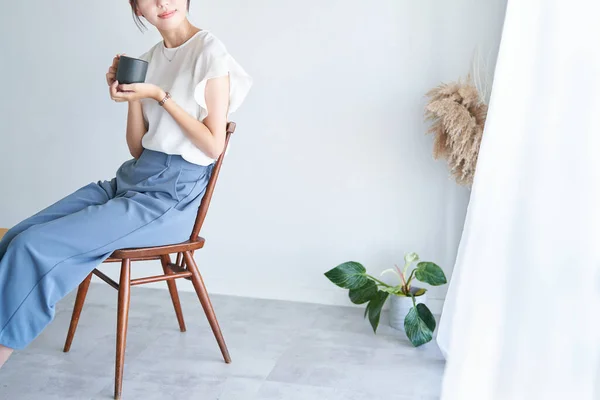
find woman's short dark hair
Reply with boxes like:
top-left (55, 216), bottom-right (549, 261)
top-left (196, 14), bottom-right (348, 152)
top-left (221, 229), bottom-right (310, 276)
top-left (130, 0), bottom-right (191, 31)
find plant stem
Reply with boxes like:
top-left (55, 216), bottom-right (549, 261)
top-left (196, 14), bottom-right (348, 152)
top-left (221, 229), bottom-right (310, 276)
top-left (395, 264), bottom-right (407, 287)
top-left (405, 269), bottom-right (417, 293)
top-left (367, 275), bottom-right (393, 288)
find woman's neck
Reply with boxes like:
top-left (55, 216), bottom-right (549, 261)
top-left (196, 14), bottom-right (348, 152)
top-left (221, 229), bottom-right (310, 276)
top-left (160, 21), bottom-right (200, 48)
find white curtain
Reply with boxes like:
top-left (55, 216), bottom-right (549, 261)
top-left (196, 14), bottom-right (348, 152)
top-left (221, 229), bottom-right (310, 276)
top-left (437, 1), bottom-right (600, 399)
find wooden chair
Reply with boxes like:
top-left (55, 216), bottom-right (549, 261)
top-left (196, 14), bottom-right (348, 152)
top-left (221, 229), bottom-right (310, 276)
top-left (63, 122), bottom-right (237, 400)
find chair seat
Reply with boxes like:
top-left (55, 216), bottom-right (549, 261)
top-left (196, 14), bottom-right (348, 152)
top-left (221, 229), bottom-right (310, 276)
top-left (107, 236), bottom-right (206, 260)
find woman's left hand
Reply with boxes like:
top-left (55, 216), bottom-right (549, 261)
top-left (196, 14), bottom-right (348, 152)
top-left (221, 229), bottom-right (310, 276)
top-left (110, 81), bottom-right (165, 103)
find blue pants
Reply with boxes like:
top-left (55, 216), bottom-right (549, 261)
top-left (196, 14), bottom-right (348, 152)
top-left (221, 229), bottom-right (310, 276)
top-left (0, 150), bottom-right (214, 350)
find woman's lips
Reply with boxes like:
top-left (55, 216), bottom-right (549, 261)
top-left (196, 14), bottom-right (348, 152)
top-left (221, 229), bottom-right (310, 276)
top-left (158, 10), bottom-right (177, 19)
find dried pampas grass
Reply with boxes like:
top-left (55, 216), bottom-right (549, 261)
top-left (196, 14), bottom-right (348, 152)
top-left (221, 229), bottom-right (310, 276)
top-left (424, 77), bottom-right (488, 186)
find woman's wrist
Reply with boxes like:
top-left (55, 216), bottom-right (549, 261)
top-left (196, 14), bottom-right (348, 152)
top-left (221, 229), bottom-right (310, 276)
top-left (154, 87), bottom-right (167, 102)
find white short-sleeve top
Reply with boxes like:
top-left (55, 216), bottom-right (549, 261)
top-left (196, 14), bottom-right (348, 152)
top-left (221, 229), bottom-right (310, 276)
top-left (138, 30), bottom-right (252, 166)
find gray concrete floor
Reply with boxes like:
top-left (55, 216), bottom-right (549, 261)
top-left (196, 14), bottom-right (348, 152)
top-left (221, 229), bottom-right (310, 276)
top-left (0, 283), bottom-right (445, 399)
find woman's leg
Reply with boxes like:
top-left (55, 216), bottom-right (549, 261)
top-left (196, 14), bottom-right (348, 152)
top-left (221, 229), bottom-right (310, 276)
top-left (0, 188), bottom-right (186, 351)
top-left (0, 344), bottom-right (12, 368)
top-left (0, 180), bottom-right (116, 260)
top-left (0, 180), bottom-right (116, 367)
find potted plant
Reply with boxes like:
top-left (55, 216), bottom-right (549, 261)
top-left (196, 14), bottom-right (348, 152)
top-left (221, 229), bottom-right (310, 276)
top-left (324, 252), bottom-right (447, 347)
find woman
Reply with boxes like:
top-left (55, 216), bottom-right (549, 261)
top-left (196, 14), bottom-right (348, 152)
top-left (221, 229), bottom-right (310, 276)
top-left (0, 0), bottom-right (252, 367)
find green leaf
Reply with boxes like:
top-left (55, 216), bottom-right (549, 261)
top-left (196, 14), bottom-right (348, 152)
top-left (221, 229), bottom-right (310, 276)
top-left (416, 303), bottom-right (436, 332)
top-left (349, 280), bottom-right (378, 304)
top-left (324, 261), bottom-right (369, 289)
top-left (404, 305), bottom-right (434, 347)
top-left (379, 286), bottom-right (404, 296)
top-left (366, 291), bottom-right (389, 333)
top-left (414, 262), bottom-right (447, 286)
top-left (414, 288), bottom-right (427, 296)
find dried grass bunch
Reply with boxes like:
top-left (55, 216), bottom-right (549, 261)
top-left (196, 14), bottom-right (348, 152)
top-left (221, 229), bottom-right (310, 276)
top-left (424, 76), bottom-right (488, 186)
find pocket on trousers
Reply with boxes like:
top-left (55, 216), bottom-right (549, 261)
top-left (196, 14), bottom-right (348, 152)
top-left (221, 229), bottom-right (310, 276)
top-left (173, 167), bottom-right (212, 210)
top-left (173, 168), bottom-right (200, 202)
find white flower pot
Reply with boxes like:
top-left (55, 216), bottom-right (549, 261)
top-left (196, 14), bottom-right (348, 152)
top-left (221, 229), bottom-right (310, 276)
top-left (389, 292), bottom-right (427, 331)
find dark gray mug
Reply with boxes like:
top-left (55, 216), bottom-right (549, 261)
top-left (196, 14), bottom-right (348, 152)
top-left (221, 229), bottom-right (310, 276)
top-left (116, 56), bottom-right (148, 84)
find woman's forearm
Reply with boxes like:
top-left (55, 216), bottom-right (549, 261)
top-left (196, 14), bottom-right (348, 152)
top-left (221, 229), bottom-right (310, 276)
top-left (155, 89), bottom-right (224, 159)
top-left (126, 100), bottom-right (147, 159)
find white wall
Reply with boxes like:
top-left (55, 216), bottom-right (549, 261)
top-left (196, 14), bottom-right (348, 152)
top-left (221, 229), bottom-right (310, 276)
top-left (0, 0), bottom-right (506, 312)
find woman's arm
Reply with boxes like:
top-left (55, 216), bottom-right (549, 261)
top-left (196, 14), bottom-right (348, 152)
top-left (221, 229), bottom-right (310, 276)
top-left (125, 100), bottom-right (147, 159)
top-left (157, 76), bottom-right (231, 159)
top-left (114, 75), bottom-right (231, 160)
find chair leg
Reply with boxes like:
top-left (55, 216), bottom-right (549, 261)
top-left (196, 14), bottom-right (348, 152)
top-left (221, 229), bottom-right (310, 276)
top-left (160, 255), bottom-right (186, 332)
top-left (183, 251), bottom-right (231, 363)
top-left (115, 259), bottom-right (131, 400)
top-left (63, 272), bottom-right (93, 352)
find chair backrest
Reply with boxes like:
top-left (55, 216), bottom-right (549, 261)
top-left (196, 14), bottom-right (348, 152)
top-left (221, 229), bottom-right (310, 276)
top-left (189, 121), bottom-right (237, 239)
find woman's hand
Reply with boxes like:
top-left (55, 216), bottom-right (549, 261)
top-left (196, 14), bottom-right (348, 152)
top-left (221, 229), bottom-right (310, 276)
top-left (107, 54), bottom-right (126, 102)
top-left (110, 82), bottom-right (165, 103)
top-left (106, 54), bottom-right (121, 87)
top-left (105, 54), bottom-right (163, 103)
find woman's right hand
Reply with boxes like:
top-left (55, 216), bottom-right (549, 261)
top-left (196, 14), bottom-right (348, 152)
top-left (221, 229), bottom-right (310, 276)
top-left (107, 54), bottom-right (123, 101)
top-left (106, 54), bottom-right (122, 85)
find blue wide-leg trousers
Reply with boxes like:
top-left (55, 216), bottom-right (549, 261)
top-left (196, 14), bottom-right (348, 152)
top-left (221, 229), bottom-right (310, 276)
top-left (0, 149), bottom-right (213, 350)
